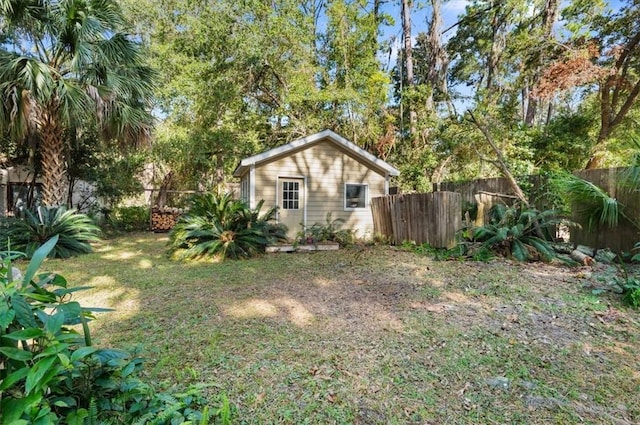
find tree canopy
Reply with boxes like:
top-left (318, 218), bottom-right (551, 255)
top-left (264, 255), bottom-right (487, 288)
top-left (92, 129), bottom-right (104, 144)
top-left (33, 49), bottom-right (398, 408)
top-left (2, 0), bottom-right (639, 198)
top-left (0, 0), bottom-right (155, 205)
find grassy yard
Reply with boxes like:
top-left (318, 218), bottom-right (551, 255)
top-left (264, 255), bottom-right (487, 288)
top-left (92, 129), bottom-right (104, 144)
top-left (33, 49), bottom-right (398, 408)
top-left (43, 233), bottom-right (639, 424)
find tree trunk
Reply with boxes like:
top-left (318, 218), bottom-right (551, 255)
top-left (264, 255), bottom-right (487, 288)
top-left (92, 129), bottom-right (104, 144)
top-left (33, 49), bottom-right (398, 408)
top-left (585, 132), bottom-right (608, 170)
top-left (215, 152), bottom-right (225, 186)
top-left (469, 111), bottom-right (528, 204)
top-left (155, 170), bottom-right (174, 208)
top-left (525, 0), bottom-right (559, 126)
top-left (401, 0), bottom-right (417, 139)
top-left (586, 30), bottom-right (640, 169)
top-left (40, 115), bottom-right (68, 207)
top-left (486, 11), bottom-right (502, 92)
top-left (425, 0), bottom-right (448, 112)
top-left (67, 177), bottom-right (76, 208)
top-left (524, 87), bottom-right (538, 125)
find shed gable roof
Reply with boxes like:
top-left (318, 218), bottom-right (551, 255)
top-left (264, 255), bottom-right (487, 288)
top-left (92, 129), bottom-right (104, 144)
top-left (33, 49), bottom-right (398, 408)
top-left (233, 129), bottom-right (400, 177)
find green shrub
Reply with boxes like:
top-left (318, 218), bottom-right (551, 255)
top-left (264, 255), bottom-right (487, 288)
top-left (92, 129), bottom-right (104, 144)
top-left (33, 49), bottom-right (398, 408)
top-left (598, 261), bottom-right (640, 309)
top-left (471, 203), bottom-right (558, 262)
top-left (169, 192), bottom-right (287, 260)
top-left (622, 281), bottom-right (640, 309)
top-left (0, 236), bottom-right (231, 424)
top-left (297, 213), bottom-right (355, 246)
top-left (401, 241), bottom-right (495, 262)
top-left (107, 205), bottom-right (150, 232)
top-left (633, 242), bottom-right (640, 263)
top-left (0, 206), bottom-right (101, 258)
top-left (621, 242), bottom-right (640, 308)
top-left (402, 241), bottom-right (465, 260)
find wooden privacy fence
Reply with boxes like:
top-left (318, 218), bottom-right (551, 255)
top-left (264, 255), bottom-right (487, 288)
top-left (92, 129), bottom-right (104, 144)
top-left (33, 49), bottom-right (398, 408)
top-left (371, 192), bottom-right (461, 248)
top-left (571, 168), bottom-right (640, 252)
top-left (436, 168), bottom-right (640, 252)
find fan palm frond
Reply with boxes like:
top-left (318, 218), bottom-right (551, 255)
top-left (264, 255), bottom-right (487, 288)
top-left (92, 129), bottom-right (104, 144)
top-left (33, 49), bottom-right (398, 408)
top-left (619, 137), bottom-right (640, 192)
top-left (0, 0), bottom-right (155, 206)
top-left (552, 173), bottom-right (621, 230)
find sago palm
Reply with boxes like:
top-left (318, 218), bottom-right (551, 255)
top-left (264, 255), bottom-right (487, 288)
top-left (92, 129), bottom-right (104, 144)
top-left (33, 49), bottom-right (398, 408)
top-left (169, 193), bottom-right (287, 260)
top-left (0, 206), bottom-right (101, 258)
top-left (472, 203), bottom-right (558, 262)
top-left (0, 0), bottom-right (155, 206)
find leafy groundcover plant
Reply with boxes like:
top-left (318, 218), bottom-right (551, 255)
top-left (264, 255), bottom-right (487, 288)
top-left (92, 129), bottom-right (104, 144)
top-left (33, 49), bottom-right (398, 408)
top-left (0, 206), bottom-right (101, 259)
top-left (169, 192), bottom-right (287, 260)
top-left (472, 203), bottom-right (558, 262)
top-left (296, 213), bottom-right (355, 246)
top-left (1, 236), bottom-right (232, 424)
top-left (618, 242), bottom-right (640, 309)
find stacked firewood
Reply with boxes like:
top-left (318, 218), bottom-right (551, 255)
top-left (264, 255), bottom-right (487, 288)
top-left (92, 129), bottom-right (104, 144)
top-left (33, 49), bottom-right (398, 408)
top-left (151, 207), bottom-right (183, 232)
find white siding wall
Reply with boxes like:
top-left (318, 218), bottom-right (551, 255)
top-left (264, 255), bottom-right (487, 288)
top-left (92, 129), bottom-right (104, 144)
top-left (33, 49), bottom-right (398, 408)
top-left (254, 140), bottom-right (386, 238)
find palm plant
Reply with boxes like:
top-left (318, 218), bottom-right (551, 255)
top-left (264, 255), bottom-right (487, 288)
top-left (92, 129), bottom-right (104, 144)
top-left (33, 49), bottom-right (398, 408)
top-left (0, 0), bottom-right (155, 206)
top-left (472, 203), bottom-right (558, 262)
top-left (171, 216), bottom-right (270, 260)
top-left (188, 191), bottom-right (246, 228)
top-left (0, 206), bottom-right (101, 258)
top-left (169, 193), bottom-right (287, 260)
top-left (552, 173), bottom-right (625, 231)
top-left (619, 137), bottom-right (640, 193)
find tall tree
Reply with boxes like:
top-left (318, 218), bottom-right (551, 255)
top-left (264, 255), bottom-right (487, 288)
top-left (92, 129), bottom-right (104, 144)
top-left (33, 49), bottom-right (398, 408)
top-left (522, 0), bottom-right (559, 125)
top-left (0, 0), bottom-right (155, 206)
top-left (588, 1), bottom-right (640, 168)
top-left (447, 0), bottom-right (560, 114)
top-left (423, 0), bottom-right (449, 113)
top-left (400, 0), bottom-right (417, 139)
top-left (122, 0), bottom-right (390, 187)
top-left (321, 0), bottom-right (389, 146)
top-left (535, 0), bottom-right (640, 169)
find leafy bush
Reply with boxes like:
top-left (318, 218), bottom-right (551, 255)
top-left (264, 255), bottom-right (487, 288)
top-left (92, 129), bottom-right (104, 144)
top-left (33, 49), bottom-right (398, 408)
top-left (471, 203), bottom-right (558, 262)
top-left (620, 276), bottom-right (640, 309)
top-left (0, 206), bottom-right (101, 258)
top-left (622, 242), bottom-right (640, 308)
top-left (596, 262), bottom-right (640, 310)
top-left (297, 213), bottom-right (355, 246)
top-left (169, 192), bottom-right (287, 260)
top-left (90, 151), bottom-right (147, 208)
top-left (0, 236), bottom-right (231, 424)
top-left (107, 205), bottom-right (150, 232)
top-left (618, 137), bottom-right (640, 192)
top-left (402, 241), bottom-right (495, 262)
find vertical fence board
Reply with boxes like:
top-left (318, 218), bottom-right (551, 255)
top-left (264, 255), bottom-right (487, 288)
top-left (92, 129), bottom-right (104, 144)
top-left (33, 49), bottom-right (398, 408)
top-left (571, 168), bottom-right (640, 252)
top-left (371, 192), bottom-right (462, 248)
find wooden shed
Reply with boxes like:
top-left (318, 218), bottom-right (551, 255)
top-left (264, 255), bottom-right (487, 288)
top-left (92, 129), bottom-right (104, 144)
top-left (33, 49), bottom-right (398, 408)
top-left (233, 130), bottom-right (400, 239)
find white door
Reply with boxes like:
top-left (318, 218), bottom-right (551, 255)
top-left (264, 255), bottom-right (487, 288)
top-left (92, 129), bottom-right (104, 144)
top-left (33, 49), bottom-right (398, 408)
top-left (278, 178), bottom-right (304, 239)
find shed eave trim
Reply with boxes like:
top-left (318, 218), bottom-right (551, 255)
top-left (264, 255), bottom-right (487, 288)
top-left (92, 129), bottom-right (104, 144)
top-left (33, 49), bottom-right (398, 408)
top-left (234, 129), bottom-right (400, 177)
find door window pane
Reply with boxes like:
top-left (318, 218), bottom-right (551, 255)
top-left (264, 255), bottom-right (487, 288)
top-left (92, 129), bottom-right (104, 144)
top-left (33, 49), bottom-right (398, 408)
top-left (282, 181), bottom-right (299, 210)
